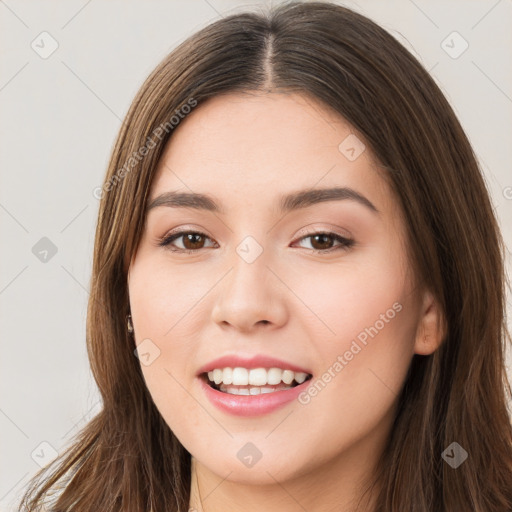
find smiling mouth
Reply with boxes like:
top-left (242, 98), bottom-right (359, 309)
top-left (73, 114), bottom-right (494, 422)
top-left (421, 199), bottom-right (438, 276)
top-left (200, 371), bottom-right (313, 396)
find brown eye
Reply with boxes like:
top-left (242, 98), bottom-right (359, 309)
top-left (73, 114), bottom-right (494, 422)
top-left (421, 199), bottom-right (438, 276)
top-left (309, 233), bottom-right (336, 251)
top-left (295, 232), bottom-right (355, 253)
top-left (181, 233), bottom-right (206, 250)
top-left (159, 231), bottom-right (216, 253)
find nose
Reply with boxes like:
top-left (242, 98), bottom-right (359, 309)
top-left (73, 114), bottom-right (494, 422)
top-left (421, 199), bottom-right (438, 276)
top-left (210, 249), bottom-right (288, 333)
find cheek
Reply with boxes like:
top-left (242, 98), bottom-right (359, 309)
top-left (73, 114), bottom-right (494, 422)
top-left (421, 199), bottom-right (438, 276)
top-left (291, 246), bottom-right (411, 351)
top-left (129, 257), bottom-right (214, 435)
top-left (129, 256), bottom-right (202, 338)
top-left (292, 248), bottom-right (416, 414)
top-left (290, 296), bottom-right (415, 469)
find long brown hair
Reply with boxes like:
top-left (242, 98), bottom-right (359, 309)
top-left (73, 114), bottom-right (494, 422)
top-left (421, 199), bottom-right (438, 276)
top-left (17, 2), bottom-right (512, 511)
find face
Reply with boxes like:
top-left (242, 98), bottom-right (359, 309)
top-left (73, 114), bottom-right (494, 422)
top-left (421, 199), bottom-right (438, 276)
top-left (127, 91), bottom-right (441, 493)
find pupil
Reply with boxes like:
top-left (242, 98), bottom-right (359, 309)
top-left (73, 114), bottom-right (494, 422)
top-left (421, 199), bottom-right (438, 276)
top-left (312, 234), bottom-right (332, 250)
top-left (185, 233), bottom-right (203, 249)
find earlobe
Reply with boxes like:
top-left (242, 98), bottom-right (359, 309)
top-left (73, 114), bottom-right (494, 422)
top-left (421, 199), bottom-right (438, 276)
top-left (413, 290), bottom-right (446, 356)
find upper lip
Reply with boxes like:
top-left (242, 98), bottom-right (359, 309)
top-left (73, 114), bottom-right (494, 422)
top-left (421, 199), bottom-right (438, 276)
top-left (197, 354), bottom-right (312, 376)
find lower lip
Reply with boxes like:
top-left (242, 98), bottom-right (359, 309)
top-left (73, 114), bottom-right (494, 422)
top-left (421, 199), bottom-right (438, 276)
top-left (198, 376), bottom-right (312, 417)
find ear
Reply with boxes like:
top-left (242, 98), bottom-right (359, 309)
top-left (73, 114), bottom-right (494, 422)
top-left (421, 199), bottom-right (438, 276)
top-left (413, 289), bottom-right (446, 355)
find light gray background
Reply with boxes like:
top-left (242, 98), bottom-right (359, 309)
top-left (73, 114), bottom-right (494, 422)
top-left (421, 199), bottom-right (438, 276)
top-left (1, 1), bottom-right (511, 510)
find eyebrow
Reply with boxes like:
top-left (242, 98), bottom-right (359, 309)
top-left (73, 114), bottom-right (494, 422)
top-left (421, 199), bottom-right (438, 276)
top-left (146, 186), bottom-right (379, 216)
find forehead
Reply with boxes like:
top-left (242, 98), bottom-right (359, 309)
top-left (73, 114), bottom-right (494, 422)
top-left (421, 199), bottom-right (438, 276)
top-left (149, 91), bottom-right (395, 217)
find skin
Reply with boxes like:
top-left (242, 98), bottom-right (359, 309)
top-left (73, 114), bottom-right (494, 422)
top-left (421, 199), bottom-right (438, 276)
top-left (127, 91), bottom-right (444, 512)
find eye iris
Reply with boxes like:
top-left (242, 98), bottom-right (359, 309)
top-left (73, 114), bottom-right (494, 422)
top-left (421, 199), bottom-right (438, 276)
top-left (310, 234), bottom-right (333, 251)
top-left (183, 233), bottom-right (205, 250)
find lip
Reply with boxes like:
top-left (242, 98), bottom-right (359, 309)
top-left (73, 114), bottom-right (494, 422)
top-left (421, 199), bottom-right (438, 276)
top-left (198, 375), bottom-right (312, 417)
top-left (196, 354), bottom-right (312, 376)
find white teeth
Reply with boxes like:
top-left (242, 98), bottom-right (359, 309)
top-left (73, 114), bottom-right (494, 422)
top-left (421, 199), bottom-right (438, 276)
top-left (219, 382), bottom-right (296, 395)
top-left (248, 368), bottom-right (267, 386)
top-left (206, 366), bottom-right (311, 387)
top-left (232, 367), bottom-right (249, 386)
top-left (282, 369), bottom-right (294, 385)
top-left (267, 367), bottom-right (282, 385)
top-left (295, 372), bottom-right (307, 384)
top-left (222, 367), bottom-right (233, 385)
top-left (213, 369), bottom-right (223, 385)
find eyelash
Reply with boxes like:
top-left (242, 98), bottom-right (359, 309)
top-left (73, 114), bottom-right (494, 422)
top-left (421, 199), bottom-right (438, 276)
top-left (157, 230), bottom-right (355, 254)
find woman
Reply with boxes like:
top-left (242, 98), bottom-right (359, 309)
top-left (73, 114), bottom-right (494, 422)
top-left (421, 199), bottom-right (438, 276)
top-left (18, 1), bottom-right (512, 511)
